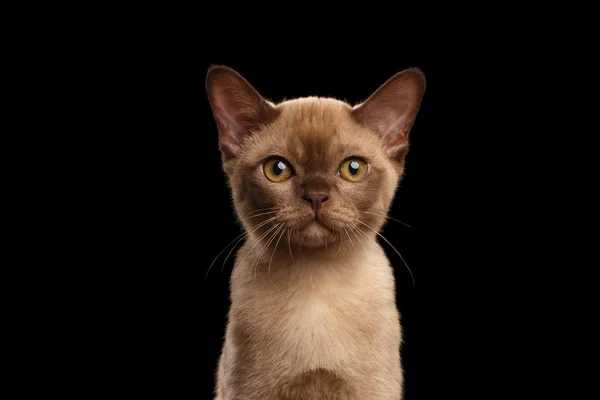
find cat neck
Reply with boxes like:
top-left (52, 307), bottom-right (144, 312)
top-left (234, 232), bottom-right (385, 283)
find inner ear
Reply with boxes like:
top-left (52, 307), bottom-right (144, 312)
top-left (352, 68), bottom-right (426, 160)
top-left (206, 66), bottom-right (279, 160)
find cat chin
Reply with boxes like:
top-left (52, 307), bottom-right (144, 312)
top-left (294, 221), bottom-right (338, 248)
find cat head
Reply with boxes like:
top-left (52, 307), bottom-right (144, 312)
top-left (206, 66), bottom-right (425, 248)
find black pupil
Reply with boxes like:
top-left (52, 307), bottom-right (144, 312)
top-left (349, 161), bottom-right (360, 175)
top-left (273, 161), bottom-right (286, 176)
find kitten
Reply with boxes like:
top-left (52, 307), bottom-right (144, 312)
top-left (206, 66), bottom-right (425, 400)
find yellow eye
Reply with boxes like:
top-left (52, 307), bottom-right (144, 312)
top-left (263, 158), bottom-right (292, 182)
top-left (339, 158), bottom-right (368, 182)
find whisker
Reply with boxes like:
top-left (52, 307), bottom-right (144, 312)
top-left (335, 227), bottom-right (344, 257)
top-left (331, 250), bottom-right (343, 283)
top-left (220, 233), bottom-right (247, 274)
top-left (253, 223), bottom-right (284, 281)
top-left (349, 225), bottom-right (368, 253)
top-left (344, 228), bottom-right (356, 251)
top-left (245, 207), bottom-right (277, 217)
top-left (359, 211), bottom-right (411, 228)
top-left (351, 224), bottom-right (376, 249)
top-left (291, 248), bottom-right (304, 282)
top-left (206, 231), bottom-right (245, 280)
top-left (287, 228), bottom-right (294, 263)
top-left (220, 217), bottom-right (277, 275)
top-left (245, 211), bottom-right (278, 219)
top-left (297, 235), bottom-right (305, 258)
top-left (268, 226), bottom-right (286, 284)
top-left (356, 219), bottom-right (416, 288)
top-left (239, 221), bottom-right (281, 274)
top-left (205, 216), bottom-right (277, 280)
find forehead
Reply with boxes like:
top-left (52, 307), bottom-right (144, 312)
top-left (249, 97), bottom-right (382, 166)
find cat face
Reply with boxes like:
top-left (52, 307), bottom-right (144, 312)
top-left (206, 67), bottom-right (425, 248)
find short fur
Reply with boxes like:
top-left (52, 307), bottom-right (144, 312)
top-left (206, 66), bottom-right (425, 399)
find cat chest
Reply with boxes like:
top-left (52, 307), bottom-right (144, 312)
top-left (242, 287), bottom-right (373, 370)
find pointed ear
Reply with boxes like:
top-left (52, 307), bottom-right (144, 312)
top-left (206, 66), bottom-right (278, 160)
top-left (352, 68), bottom-right (425, 160)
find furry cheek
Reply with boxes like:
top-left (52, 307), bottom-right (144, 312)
top-left (337, 164), bottom-right (389, 227)
top-left (240, 166), bottom-right (295, 212)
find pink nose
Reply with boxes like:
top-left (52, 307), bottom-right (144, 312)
top-left (302, 192), bottom-right (329, 214)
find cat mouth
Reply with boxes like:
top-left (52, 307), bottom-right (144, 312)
top-left (279, 215), bottom-right (340, 247)
top-left (309, 219), bottom-right (326, 227)
top-left (282, 213), bottom-right (337, 237)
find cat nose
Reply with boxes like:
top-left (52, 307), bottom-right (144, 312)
top-left (302, 192), bottom-right (329, 214)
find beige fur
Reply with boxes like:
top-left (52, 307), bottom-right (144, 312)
top-left (206, 66), bottom-right (425, 399)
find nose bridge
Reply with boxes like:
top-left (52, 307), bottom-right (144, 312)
top-left (301, 174), bottom-right (331, 195)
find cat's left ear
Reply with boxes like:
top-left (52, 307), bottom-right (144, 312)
top-left (352, 68), bottom-right (426, 160)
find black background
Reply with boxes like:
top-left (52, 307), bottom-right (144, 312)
top-left (34, 13), bottom-right (546, 399)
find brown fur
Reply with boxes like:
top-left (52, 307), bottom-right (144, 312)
top-left (206, 66), bottom-right (425, 399)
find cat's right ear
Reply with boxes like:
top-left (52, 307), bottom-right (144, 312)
top-left (206, 66), bottom-right (278, 160)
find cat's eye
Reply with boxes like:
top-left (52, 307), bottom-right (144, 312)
top-left (263, 158), bottom-right (293, 182)
top-left (338, 158), bottom-right (368, 182)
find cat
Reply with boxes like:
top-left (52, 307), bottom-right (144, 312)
top-left (206, 65), bottom-right (425, 400)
